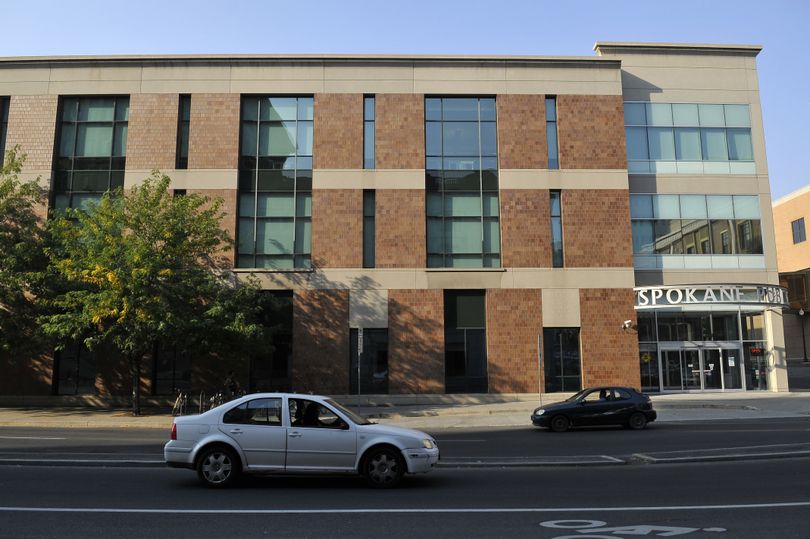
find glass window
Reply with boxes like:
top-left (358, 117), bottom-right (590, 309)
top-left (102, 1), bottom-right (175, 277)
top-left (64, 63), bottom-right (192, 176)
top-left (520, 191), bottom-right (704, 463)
top-left (176, 95), bottom-right (191, 169)
top-left (647, 128), bottom-right (675, 160)
top-left (550, 190), bottom-right (563, 267)
top-left (624, 103), bottom-right (646, 125)
top-left (543, 328), bottom-right (581, 393)
top-left (672, 104), bottom-right (699, 126)
top-left (350, 328), bottom-right (388, 394)
top-left (653, 194), bottom-right (680, 219)
top-left (741, 313), bottom-right (765, 341)
top-left (792, 218), bottom-right (807, 244)
top-left (679, 195), bottom-right (707, 219)
top-left (710, 220), bottom-right (734, 254)
top-left (698, 104), bottom-right (725, 127)
top-left (632, 220), bottom-right (654, 254)
top-left (445, 291), bottom-right (488, 393)
top-left (701, 128), bottom-right (728, 161)
top-left (363, 96), bottom-right (375, 169)
top-left (626, 127), bottom-right (649, 161)
top-left (732, 195), bottom-right (760, 219)
top-left (289, 399), bottom-right (345, 428)
top-left (630, 194), bottom-right (653, 219)
top-left (674, 128), bottom-right (702, 161)
top-left (724, 104), bottom-right (750, 127)
top-left (735, 219), bottom-right (762, 254)
top-left (707, 195), bottom-right (734, 219)
top-left (646, 103), bottom-right (673, 126)
top-left (363, 190), bottom-right (375, 268)
top-left (727, 129), bottom-right (753, 161)
top-left (0, 97), bottom-right (9, 160)
top-left (546, 97), bottom-right (558, 169)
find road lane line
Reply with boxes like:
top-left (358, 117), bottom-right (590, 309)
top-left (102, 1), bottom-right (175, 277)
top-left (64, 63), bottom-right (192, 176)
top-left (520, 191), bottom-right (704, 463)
top-left (433, 440), bottom-right (487, 443)
top-left (0, 436), bottom-right (67, 440)
top-left (2, 502), bottom-right (810, 514)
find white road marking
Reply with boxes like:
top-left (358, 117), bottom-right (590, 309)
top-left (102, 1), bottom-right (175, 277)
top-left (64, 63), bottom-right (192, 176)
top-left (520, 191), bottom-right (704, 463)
top-left (0, 436), bottom-right (67, 440)
top-left (434, 439), bottom-right (487, 443)
top-left (1, 501), bottom-right (809, 514)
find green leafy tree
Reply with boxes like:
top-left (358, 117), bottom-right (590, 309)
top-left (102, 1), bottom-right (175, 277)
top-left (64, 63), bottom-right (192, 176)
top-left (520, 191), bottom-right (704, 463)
top-left (42, 172), bottom-right (266, 415)
top-left (0, 147), bottom-right (49, 359)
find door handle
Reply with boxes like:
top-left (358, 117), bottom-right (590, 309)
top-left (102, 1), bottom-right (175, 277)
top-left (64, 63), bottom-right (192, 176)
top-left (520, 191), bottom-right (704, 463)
top-left (229, 429), bottom-right (242, 435)
top-left (288, 431), bottom-right (302, 438)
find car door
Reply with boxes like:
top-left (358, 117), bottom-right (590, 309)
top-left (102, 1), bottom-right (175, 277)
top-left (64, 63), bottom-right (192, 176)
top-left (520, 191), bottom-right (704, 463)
top-left (285, 398), bottom-right (357, 472)
top-left (574, 389), bottom-right (613, 426)
top-left (603, 388), bottom-right (638, 424)
top-left (220, 397), bottom-right (286, 470)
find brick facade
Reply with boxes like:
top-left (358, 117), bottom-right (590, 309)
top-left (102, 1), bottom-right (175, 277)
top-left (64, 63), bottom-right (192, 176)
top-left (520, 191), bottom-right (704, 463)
top-left (4, 95), bottom-right (58, 171)
top-left (562, 189), bottom-right (633, 268)
top-left (376, 189), bottom-right (426, 268)
top-left (497, 94), bottom-right (548, 169)
top-left (0, 351), bottom-right (53, 396)
top-left (187, 94), bottom-right (240, 169)
top-left (126, 93), bottom-right (179, 171)
top-left (557, 95), bottom-right (626, 169)
top-left (186, 188), bottom-right (237, 267)
top-left (579, 288), bottom-right (640, 388)
top-left (311, 189), bottom-right (362, 268)
top-left (376, 94), bottom-right (424, 169)
top-left (486, 288), bottom-right (542, 393)
top-left (388, 289), bottom-right (444, 393)
top-left (313, 93), bottom-right (363, 169)
top-left (500, 189), bottom-right (552, 267)
top-left (292, 289), bottom-right (350, 394)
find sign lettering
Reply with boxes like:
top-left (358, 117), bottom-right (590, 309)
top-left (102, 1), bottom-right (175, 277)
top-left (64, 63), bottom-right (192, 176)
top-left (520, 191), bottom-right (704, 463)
top-left (634, 284), bottom-right (789, 309)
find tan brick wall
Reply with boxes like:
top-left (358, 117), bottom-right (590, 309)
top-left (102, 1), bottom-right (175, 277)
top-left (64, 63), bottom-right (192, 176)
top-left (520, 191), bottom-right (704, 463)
top-left (557, 95), bottom-right (626, 170)
top-left (292, 289), bottom-right (350, 394)
top-left (376, 94), bottom-right (424, 169)
top-left (773, 191), bottom-right (810, 273)
top-left (126, 93), bottom-right (179, 171)
top-left (389, 289), bottom-right (444, 393)
top-left (0, 350), bottom-right (54, 396)
top-left (313, 93), bottom-right (363, 169)
top-left (497, 94), bottom-right (547, 169)
top-left (188, 94), bottom-right (240, 169)
top-left (500, 189), bottom-right (552, 268)
top-left (562, 189), bottom-right (633, 268)
top-left (579, 288), bottom-right (640, 389)
top-left (486, 288), bottom-right (542, 393)
top-left (186, 188), bottom-right (237, 268)
top-left (311, 189), bottom-right (362, 268)
top-left (376, 189), bottom-right (425, 268)
top-left (4, 95), bottom-right (58, 171)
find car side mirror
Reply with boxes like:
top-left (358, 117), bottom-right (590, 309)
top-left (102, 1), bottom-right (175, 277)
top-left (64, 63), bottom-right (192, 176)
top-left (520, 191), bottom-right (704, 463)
top-left (340, 420), bottom-right (350, 430)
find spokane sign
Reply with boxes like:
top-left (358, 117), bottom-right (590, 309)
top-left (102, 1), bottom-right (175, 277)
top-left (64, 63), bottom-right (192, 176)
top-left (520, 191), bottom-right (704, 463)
top-left (635, 284), bottom-right (789, 309)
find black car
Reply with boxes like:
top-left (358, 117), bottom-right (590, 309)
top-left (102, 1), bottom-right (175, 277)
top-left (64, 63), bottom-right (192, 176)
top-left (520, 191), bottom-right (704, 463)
top-left (531, 387), bottom-right (657, 432)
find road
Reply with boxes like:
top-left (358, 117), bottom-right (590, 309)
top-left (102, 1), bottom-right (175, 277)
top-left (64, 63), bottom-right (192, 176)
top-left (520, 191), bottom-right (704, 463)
top-left (0, 459), bottom-right (807, 538)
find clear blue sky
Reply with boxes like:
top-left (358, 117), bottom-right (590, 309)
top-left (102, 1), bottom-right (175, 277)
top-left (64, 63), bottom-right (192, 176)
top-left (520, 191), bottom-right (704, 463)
top-left (1, 0), bottom-right (807, 199)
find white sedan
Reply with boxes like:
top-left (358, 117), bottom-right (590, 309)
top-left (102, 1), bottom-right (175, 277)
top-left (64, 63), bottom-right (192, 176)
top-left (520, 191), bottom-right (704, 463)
top-left (164, 393), bottom-right (439, 488)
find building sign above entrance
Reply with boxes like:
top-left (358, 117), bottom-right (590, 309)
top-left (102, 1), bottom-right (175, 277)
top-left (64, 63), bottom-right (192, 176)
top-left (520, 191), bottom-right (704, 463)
top-left (635, 284), bottom-right (789, 309)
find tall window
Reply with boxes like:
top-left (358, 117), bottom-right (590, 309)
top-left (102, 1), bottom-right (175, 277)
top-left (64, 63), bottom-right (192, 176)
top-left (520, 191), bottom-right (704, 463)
top-left (0, 97), bottom-right (9, 162)
top-left (54, 97), bottom-right (129, 211)
top-left (550, 190), bottom-right (563, 267)
top-left (546, 97), bottom-right (559, 169)
top-left (426, 97), bottom-right (500, 268)
top-left (625, 102), bottom-right (754, 174)
top-left (363, 96), bottom-right (375, 169)
top-left (54, 344), bottom-right (97, 395)
top-left (237, 97), bottom-right (313, 269)
top-left (444, 290), bottom-right (488, 393)
top-left (543, 328), bottom-right (581, 393)
top-left (153, 344), bottom-right (191, 395)
top-left (792, 218), bottom-right (806, 244)
top-left (350, 328), bottom-right (388, 394)
top-left (251, 291), bottom-right (293, 392)
top-left (363, 190), bottom-right (375, 268)
top-left (176, 95), bottom-right (191, 169)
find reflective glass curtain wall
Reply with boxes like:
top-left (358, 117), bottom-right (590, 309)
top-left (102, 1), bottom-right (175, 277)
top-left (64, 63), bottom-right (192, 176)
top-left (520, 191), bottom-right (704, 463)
top-left (426, 97), bottom-right (500, 268)
top-left (238, 97), bottom-right (313, 269)
top-left (54, 97), bottom-right (129, 211)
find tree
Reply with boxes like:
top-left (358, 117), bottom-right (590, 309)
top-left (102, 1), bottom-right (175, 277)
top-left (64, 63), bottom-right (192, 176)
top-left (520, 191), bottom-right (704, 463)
top-left (0, 147), bottom-right (49, 358)
top-left (42, 172), bottom-right (266, 415)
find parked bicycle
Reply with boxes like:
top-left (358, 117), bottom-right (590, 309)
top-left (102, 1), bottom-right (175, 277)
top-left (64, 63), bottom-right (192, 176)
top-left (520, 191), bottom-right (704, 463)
top-left (171, 391), bottom-right (189, 417)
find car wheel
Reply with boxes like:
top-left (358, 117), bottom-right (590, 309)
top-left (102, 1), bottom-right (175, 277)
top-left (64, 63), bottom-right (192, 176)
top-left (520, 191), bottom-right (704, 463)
top-left (362, 446), bottom-right (405, 488)
top-left (550, 415), bottom-right (570, 433)
top-left (196, 446), bottom-right (240, 488)
top-left (628, 412), bottom-right (648, 430)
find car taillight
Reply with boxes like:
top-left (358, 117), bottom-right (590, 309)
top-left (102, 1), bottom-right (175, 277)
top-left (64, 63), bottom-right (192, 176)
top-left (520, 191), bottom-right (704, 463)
top-left (171, 423), bottom-right (177, 440)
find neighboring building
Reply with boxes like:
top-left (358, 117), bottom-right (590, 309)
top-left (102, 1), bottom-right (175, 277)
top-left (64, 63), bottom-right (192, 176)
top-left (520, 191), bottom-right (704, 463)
top-left (0, 42), bottom-right (789, 401)
top-left (773, 186), bottom-right (810, 361)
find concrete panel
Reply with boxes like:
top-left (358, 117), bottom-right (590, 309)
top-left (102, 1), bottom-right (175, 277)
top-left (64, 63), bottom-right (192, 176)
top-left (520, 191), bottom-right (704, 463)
top-left (0, 67), bottom-right (50, 82)
top-left (505, 65), bottom-right (620, 83)
top-left (47, 80), bottom-right (141, 95)
top-left (324, 64), bottom-right (413, 81)
top-left (621, 88), bottom-right (752, 104)
top-left (542, 289), bottom-right (581, 327)
top-left (634, 269), bottom-right (780, 287)
top-left (766, 309), bottom-right (789, 392)
top-left (323, 80), bottom-right (415, 94)
top-left (141, 65), bottom-right (231, 81)
top-left (500, 169), bottom-right (629, 190)
top-left (0, 82), bottom-right (50, 95)
top-left (629, 175), bottom-right (764, 194)
top-left (413, 80), bottom-right (507, 94)
top-left (229, 80), bottom-right (325, 93)
top-left (230, 63), bottom-right (325, 80)
top-left (124, 169), bottom-right (237, 190)
top-left (413, 64), bottom-right (507, 81)
top-left (602, 52), bottom-right (750, 70)
top-left (313, 169), bottom-right (424, 190)
top-left (48, 66), bottom-right (142, 82)
top-left (620, 66), bottom-right (750, 91)
top-left (349, 289), bottom-right (388, 328)
top-left (505, 80), bottom-right (622, 95)
top-left (139, 80), bottom-right (232, 94)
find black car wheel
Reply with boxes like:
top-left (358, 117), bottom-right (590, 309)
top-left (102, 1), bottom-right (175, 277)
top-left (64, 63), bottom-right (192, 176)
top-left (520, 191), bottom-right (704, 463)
top-left (196, 445), bottom-right (240, 488)
top-left (550, 415), bottom-right (570, 433)
top-left (628, 412), bottom-right (648, 430)
top-left (362, 446), bottom-right (406, 488)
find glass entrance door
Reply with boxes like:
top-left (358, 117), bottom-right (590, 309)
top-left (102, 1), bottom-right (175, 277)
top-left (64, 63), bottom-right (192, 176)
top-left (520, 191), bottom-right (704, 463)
top-left (658, 345), bottom-right (743, 392)
top-left (702, 349), bottom-right (723, 389)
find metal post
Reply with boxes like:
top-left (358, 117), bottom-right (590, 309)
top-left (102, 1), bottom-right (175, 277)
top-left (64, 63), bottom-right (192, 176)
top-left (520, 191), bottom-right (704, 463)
top-left (800, 309), bottom-right (808, 363)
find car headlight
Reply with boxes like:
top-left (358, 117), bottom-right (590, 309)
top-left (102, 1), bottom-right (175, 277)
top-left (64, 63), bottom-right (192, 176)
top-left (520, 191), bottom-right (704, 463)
top-left (422, 439), bottom-right (435, 449)
top-left (533, 408), bottom-right (545, 416)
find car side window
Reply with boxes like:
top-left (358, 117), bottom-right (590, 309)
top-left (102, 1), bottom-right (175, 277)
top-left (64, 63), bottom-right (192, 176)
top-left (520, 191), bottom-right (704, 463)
top-left (581, 390), bottom-right (605, 403)
top-left (224, 398), bottom-right (282, 426)
top-left (614, 388), bottom-right (632, 401)
top-left (289, 398), bottom-right (345, 429)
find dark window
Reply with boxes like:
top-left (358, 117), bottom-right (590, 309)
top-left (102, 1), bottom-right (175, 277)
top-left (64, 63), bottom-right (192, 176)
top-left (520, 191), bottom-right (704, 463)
top-left (792, 218), bottom-right (806, 244)
top-left (350, 328), bottom-right (388, 394)
top-left (546, 96), bottom-right (559, 169)
top-left (173, 189), bottom-right (187, 197)
top-left (289, 398), bottom-right (345, 429)
top-left (53, 96), bottom-right (129, 211)
top-left (543, 328), bottom-right (581, 392)
top-left (176, 95), bottom-right (190, 169)
top-left (363, 190), bottom-right (375, 268)
top-left (550, 190), bottom-right (563, 267)
top-left (153, 343), bottom-right (191, 395)
top-left (0, 96), bottom-right (9, 162)
top-left (444, 290), bottom-right (488, 393)
top-left (237, 97), bottom-right (313, 269)
top-left (363, 96), bottom-right (375, 169)
top-left (224, 398), bottom-right (282, 426)
top-left (54, 344), bottom-right (97, 395)
top-left (426, 97), bottom-right (500, 268)
top-left (250, 291), bottom-right (293, 392)
top-left (780, 273), bottom-right (808, 310)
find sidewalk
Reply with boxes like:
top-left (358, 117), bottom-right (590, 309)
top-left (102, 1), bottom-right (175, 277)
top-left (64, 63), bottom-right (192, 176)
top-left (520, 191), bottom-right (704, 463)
top-left (1, 391), bottom-right (810, 430)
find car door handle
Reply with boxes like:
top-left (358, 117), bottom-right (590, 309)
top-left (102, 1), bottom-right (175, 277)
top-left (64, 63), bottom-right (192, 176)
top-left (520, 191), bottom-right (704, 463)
top-left (229, 429), bottom-right (242, 435)
top-left (288, 431), bottom-right (302, 438)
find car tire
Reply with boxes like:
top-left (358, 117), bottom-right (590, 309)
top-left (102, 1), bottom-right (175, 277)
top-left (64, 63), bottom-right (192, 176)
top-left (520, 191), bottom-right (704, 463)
top-left (196, 445), bottom-right (240, 488)
top-left (549, 415), bottom-right (570, 433)
top-left (362, 446), bottom-right (406, 489)
top-left (628, 412), bottom-right (648, 430)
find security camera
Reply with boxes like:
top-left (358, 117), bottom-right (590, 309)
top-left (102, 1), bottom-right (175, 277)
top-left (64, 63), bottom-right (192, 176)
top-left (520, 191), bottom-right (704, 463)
top-left (622, 320), bottom-right (633, 329)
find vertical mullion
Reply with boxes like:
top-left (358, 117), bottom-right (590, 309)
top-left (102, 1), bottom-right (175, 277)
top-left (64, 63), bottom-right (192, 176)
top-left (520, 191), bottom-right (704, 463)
top-left (292, 100), bottom-right (298, 267)
top-left (253, 100), bottom-right (260, 268)
top-left (477, 99), bottom-right (484, 264)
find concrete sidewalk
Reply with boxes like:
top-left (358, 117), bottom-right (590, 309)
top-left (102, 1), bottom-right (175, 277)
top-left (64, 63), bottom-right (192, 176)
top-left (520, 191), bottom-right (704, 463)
top-left (1, 391), bottom-right (809, 430)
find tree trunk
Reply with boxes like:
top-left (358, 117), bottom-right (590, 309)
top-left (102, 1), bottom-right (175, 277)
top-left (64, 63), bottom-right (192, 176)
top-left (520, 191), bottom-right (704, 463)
top-left (130, 353), bottom-right (141, 416)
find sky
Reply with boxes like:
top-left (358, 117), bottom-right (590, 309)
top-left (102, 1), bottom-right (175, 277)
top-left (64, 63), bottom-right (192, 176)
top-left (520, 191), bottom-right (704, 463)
top-left (1, 0), bottom-right (807, 199)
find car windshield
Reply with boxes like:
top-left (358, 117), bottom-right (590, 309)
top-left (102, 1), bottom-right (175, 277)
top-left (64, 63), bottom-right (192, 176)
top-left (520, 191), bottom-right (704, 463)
top-left (565, 389), bottom-right (590, 402)
top-left (326, 399), bottom-right (372, 425)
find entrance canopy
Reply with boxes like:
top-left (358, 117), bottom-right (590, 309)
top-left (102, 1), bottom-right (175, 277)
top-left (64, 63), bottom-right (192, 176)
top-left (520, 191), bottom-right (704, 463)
top-left (635, 283), bottom-right (789, 310)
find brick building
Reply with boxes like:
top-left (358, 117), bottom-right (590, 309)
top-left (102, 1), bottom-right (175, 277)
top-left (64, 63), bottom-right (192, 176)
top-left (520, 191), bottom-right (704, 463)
top-left (0, 42), bottom-right (790, 401)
